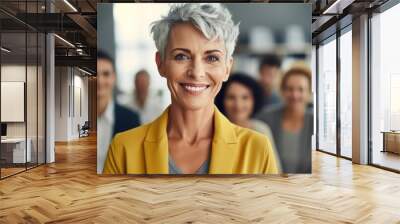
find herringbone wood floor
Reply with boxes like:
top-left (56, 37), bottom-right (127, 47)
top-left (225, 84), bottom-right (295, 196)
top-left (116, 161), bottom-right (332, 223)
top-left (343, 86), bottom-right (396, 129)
top-left (0, 135), bottom-right (400, 224)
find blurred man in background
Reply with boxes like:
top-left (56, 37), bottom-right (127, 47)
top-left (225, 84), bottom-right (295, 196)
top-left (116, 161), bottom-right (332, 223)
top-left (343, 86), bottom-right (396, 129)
top-left (97, 50), bottom-right (141, 173)
top-left (119, 69), bottom-right (169, 124)
top-left (258, 55), bottom-right (282, 109)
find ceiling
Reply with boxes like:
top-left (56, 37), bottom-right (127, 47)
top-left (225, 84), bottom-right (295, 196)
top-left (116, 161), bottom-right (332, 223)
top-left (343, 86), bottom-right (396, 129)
top-left (310, 0), bottom-right (390, 43)
top-left (0, 0), bottom-right (393, 72)
top-left (0, 0), bottom-right (99, 72)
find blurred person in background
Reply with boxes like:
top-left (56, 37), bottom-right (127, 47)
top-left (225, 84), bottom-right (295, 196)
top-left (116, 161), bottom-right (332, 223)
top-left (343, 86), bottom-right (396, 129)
top-left (215, 73), bottom-right (276, 151)
top-left (256, 66), bottom-right (313, 173)
top-left (118, 69), bottom-right (168, 124)
top-left (258, 55), bottom-right (282, 109)
top-left (97, 50), bottom-right (141, 174)
top-left (103, 3), bottom-right (279, 175)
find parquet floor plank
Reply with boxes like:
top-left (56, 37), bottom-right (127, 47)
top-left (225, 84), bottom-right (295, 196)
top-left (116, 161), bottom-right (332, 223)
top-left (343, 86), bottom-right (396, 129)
top-left (0, 135), bottom-right (399, 223)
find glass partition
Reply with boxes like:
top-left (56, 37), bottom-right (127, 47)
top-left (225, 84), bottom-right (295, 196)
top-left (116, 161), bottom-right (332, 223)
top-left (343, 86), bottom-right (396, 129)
top-left (38, 32), bottom-right (45, 165)
top-left (27, 31), bottom-right (38, 169)
top-left (0, 1), bottom-right (46, 179)
top-left (1, 31), bottom-right (28, 178)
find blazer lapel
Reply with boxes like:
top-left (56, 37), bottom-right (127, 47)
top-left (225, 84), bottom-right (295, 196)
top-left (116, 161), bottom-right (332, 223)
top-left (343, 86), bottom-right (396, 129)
top-left (208, 107), bottom-right (238, 174)
top-left (143, 106), bottom-right (239, 174)
top-left (143, 107), bottom-right (169, 174)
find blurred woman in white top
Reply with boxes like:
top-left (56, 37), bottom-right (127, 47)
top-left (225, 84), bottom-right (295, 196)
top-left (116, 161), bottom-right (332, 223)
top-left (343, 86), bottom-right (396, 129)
top-left (119, 69), bottom-right (170, 124)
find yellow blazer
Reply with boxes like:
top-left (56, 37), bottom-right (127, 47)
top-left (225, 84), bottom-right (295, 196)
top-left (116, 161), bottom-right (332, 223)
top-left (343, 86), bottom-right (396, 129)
top-left (103, 106), bottom-right (280, 174)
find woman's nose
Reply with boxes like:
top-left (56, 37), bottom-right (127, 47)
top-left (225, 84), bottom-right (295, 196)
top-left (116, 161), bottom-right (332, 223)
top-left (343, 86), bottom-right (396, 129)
top-left (188, 57), bottom-right (205, 79)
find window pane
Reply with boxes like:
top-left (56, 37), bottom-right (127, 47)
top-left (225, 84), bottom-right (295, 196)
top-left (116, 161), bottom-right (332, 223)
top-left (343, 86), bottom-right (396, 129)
top-left (312, 45), bottom-right (317, 150)
top-left (340, 30), bottom-right (352, 158)
top-left (371, 3), bottom-right (400, 171)
top-left (318, 38), bottom-right (337, 154)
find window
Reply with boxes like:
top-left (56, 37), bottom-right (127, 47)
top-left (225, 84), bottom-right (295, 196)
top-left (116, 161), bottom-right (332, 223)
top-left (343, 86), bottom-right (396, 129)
top-left (311, 45), bottom-right (317, 150)
top-left (370, 3), bottom-right (400, 171)
top-left (339, 29), bottom-right (352, 158)
top-left (317, 37), bottom-right (337, 154)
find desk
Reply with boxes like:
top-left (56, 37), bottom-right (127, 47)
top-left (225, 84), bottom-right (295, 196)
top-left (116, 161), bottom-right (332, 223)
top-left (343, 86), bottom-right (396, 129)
top-left (382, 131), bottom-right (400, 154)
top-left (1, 138), bottom-right (31, 163)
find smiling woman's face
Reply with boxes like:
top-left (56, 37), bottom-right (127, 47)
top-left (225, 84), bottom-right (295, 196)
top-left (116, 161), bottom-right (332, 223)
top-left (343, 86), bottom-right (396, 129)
top-left (156, 23), bottom-right (233, 110)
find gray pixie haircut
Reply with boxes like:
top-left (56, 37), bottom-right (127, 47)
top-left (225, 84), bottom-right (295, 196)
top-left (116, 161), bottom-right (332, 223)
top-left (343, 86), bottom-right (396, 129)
top-left (150, 3), bottom-right (240, 60)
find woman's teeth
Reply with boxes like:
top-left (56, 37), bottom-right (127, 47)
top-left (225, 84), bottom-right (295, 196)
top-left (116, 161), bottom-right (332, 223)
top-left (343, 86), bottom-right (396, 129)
top-left (182, 84), bottom-right (208, 92)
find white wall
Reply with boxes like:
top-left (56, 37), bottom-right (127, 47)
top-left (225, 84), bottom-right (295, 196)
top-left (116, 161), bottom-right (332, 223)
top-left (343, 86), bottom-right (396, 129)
top-left (1, 66), bottom-right (26, 139)
top-left (71, 73), bottom-right (89, 138)
top-left (1, 63), bottom-right (46, 164)
top-left (55, 66), bottom-right (69, 141)
top-left (54, 67), bottom-right (89, 141)
top-left (1, 65), bottom-right (38, 138)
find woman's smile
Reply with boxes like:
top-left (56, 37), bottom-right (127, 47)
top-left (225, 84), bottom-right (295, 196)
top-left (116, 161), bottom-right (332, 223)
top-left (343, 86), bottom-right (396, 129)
top-left (180, 83), bottom-right (210, 95)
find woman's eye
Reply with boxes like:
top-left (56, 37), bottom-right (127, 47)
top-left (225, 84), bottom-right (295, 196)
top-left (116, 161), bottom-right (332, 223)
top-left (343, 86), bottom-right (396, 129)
top-left (206, 55), bottom-right (219, 62)
top-left (174, 54), bottom-right (189, 61)
top-left (242, 95), bottom-right (250, 100)
top-left (227, 95), bottom-right (236, 101)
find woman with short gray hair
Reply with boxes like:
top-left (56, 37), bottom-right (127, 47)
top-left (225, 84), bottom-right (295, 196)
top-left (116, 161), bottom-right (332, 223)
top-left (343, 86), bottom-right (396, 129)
top-left (103, 3), bottom-right (280, 175)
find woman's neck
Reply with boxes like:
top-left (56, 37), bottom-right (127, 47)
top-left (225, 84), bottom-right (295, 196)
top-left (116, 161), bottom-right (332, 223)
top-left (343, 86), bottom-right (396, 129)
top-left (284, 105), bottom-right (305, 120)
top-left (282, 105), bottom-right (306, 133)
top-left (167, 103), bottom-right (214, 144)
